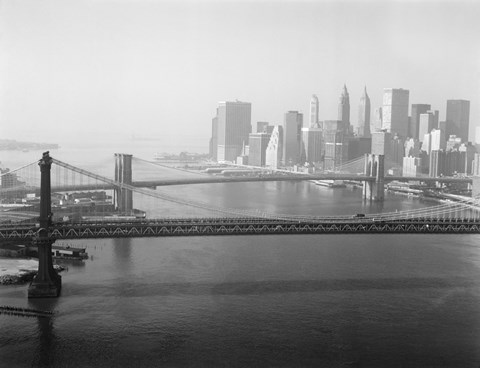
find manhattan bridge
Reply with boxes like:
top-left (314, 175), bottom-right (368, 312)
top-left (1, 151), bottom-right (479, 297)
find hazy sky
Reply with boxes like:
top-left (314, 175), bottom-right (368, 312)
top-left (1, 0), bottom-right (479, 152)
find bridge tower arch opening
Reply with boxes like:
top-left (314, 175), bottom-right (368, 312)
top-left (114, 153), bottom-right (133, 214)
top-left (363, 153), bottom-right (384, 202)
top-left (28, 151), bottom-right (62, 298)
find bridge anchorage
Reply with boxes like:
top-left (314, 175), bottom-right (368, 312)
top-left (28, 152), bottom-right (61, 298)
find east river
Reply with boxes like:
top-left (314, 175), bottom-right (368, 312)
top-left (1, 145), bottom-right (480, 367)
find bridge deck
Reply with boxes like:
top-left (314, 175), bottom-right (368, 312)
top-left (2, 174), bottom-right (471, 194)
top-left (1, 218), bottom-right (479, 240)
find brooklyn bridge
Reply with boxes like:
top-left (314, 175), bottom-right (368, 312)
top-left (1, 151), bottom-right (479, 297)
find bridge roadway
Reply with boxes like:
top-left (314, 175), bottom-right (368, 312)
top-left (2, 174), bottom-right (472, 194)
top-left (1, 217), bottom-right (480, 240)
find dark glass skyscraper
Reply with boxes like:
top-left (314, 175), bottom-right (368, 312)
top-left (410, 104), bottom-right (431, 139)
top-left (248, 133), bottom-right (271, 166)
top-left (446, 99), bottom-right (470, 142)
top-left (216, 101), bottom-right (252, 162)
top-left (283, 111), bottom-right (303, 165)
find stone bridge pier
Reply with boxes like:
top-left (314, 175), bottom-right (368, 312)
top-left (114, 153), bottom-right (133, 214)
top-left (363, 154), bottom-right (385, 202)
top-left (28, 151), bottom-right (61, 298)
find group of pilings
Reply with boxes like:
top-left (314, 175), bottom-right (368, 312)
top-left (0, 305), bottom-right (54, 318)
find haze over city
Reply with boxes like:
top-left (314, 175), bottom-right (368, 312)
top-left (1, 0), bottom-right (479, 152)
top-left (4, 2), bottom-right (480, 366)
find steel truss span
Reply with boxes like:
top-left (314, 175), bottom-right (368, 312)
top-left (1, 218), bottom-right (480, 240)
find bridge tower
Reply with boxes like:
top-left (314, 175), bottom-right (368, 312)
top-left (28, 152), bottom-right (61, 298)
top-left (114, 153), bottom-right (133, 214)
top-left (363, 154), bottom-right (384, 201)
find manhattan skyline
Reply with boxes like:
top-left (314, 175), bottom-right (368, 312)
top-left (1, 0), bottom-right (479, 152)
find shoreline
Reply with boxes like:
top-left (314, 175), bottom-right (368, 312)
top-left (0, 258), bottom-right (64, 285)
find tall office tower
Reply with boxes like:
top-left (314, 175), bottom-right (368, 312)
top-left (410, 104), bottom-right (431, 139)
top-left (309, 95), bottom-right (319, 127)
top-left (391, 134), bottom-right (405, 165)
top-left (323, 120), bottom-right (348, 170)
top-left (438, 120), bottom-right (446, 134)
top-left (248, 132), bottom-right (271, 167)
top-left (430, 128), bottom-right (446, 151)
top-left (403, 157), bottom-right (422, 177)
top-left (446, 135), bottom-right (462, 151)
top-left (265, 126), bottom-right (283, 169)
top-left (429, 150), bottom-right (445, 177)
top-left (256, 121), bottom-right (270, 133)
top-left (418, 110), bottom-right (439, 141)
top-left (444, 150), bottom-right (461, 176)
top-left (216, 101), bottom-right (252, 162)
top-left (357, 86), bottom-right (371, 138)
top-left (372, 107), bottom-right (383, 133)
top-left (459, 143), bottom-right (475, 174)
top-left (421, 132), bottom-right (432, 155)
top-left (472, 152), bottom-right (480, 175)
top-left (338, 84), bottom-right (350, 134)
top-left (283, 111), bottom-right (303, 165)
top-left (404, 138), bottom-right (421, 157)
top-left (475, 126), bottom-right (480, 145)
top-left (446, 99), bottom-right (470, 142)
top-left (382, 88), bottom-right (409, 138)
top-left (371, 131), bottom-right (392, 158)
top-left (323, 131), bottom-right (346, 170)
top-left (301, 123), bottom-right (323, 165)
top-left (209, 115), bottom-right (218, 160)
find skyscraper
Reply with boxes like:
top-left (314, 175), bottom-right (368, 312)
top-left (256, 121), bottom-right (270, 133)
top-left (338, 84), bottom-right (350, 134)
top-left (283, 111), bottom-right (303, 165)
top-left (248, 133), bottom-right (271, 166)
top-left (446, 99), bottom-right (470, 142)
top-left (404, 138), bottom-right (421, 157)
top-left (301, 122), bottom-right (323, 165)
top-left (403, 157), bottom-right (422, 177)
top-left (372, 107), bottom-right (383, 133)
top-left (418, 110), bottom-right (439, 141)
top-left (209, 114), bottom-right (218, 160)
top-left (410, 104), bottom-right (431, 139)
top-left (216, 101), bottom-right (252, 162)
top-left (323, 120), bottom-right (347, 170)
top-left (382, 88), bottom-right (409, 138)
top-left (429, 150), bottom-right (445, 177)
top-left (309, 95), bottom-right (319, 127)
top-left (391, 134), bottom-right (405, 165)
top-left (430, 128), bottom-right (446, 151)
top-left (371, 131), bottom-right (392, 158)
top-left (357, 86), bottom-right (371, 138)
top-left (265, 126), bottom-right (283, 169)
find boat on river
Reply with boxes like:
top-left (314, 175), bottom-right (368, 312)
top-left (52, 245), bottom-right (88, 260)
top-left (311, 180), bottom-right (346, 188)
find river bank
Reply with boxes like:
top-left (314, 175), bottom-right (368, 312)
top-left (0, 258), bottom-right (64, 285)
